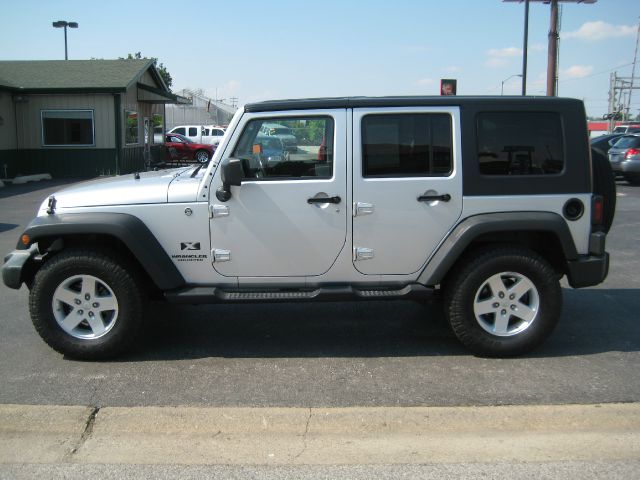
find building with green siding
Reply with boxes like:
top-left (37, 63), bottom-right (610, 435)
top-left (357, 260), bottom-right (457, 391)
top-left (0, 59), bottom-right (177, 178)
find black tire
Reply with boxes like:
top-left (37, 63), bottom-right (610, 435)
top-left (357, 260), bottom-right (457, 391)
top-left (29, 248), bottom-right (145, 360)
top-left (444, 246), bottom-right (562, 357)
top-left (194, 149), bottom-right (210, 163)
top-left (591, 147), bottom-right (616, 232)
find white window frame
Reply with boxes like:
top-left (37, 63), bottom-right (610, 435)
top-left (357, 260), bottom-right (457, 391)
top-left (40, 109), bottom-right (96, 147)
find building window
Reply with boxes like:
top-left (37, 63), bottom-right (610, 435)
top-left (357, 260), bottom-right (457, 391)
top-left (477, 112), bottom-right (564, 175)
top-left (152, 114), bottom-right (163, 144)
top-left (125, 111), bottom-right (139, 144)
top-left (362, 113), bottom-right (453, 177)
top-left (41, 110), bottom-right (94, 146)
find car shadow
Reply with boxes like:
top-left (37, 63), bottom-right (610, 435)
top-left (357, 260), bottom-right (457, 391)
top-left (0, 179), bottom-right (84, 199)
top-left (112, 288), bottom-right (640, 362)
top-left (0, 223), bottom-right (19, 234)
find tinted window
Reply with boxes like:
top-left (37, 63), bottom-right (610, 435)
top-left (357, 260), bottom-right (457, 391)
top-left (232, 116), bottom-right (334, 180)
top-left (613, 136), bottom-right (640, 148)
top-left (202, 128), bottom-right (210, 136)
top-left (188, 127), bottom-right (198, 136)
top-left (125, 111), bottom-right (138, 144)
top-left (477, 112), bottom-right (564, 175)
top-left (213, 129), bottom-right (224, 136)
top-left (172, 127), bottom-right (186, 135)
top-left (42, 110), bottom-right (94, 146)
top-left (362, 114), bottom-right (452, 177)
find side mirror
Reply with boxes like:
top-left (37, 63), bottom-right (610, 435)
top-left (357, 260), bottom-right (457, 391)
top-left (216, 158), bottom-right (243, 202)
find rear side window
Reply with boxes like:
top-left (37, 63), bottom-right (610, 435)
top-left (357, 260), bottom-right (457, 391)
top-left (613, 136), bottom-right (640, 148)
top-left (362, 114), bottom-right (453, 177)
top-left (188, 127), bottom-right (198, 136)
top-left (477, 112), bottom-right (564, 175)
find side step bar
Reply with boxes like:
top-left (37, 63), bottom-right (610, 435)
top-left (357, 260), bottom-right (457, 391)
top-left (165, 284), bottom-right (436, 304)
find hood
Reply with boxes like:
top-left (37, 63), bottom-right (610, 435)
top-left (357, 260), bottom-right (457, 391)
top-left (46, 168), bottom-right (192, 210)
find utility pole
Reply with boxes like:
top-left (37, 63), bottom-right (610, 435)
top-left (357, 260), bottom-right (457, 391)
top-left (626, 18), bottom-right (640, 121)
top-left (522, 0), bottom-right (530, 95)
top-left (547, 0), bottom-right (559, 96)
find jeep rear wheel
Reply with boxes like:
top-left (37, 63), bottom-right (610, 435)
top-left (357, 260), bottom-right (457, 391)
top-left (444, 246), bottom-right (562, 357)
top-left (29, 248), bottom-right (144, 360)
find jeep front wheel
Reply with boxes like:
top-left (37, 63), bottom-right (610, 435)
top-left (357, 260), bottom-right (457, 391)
top-left (29, 248), bottom-right (144, 360)
top-left (444, 246), bottom-right (562, 356)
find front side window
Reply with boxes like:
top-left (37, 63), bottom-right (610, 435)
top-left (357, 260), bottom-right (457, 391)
top-left (362, 113), bottom-right (452, 177)
top-left (188, 127), bottom-right (198, 136)
top-left (125, 111), bottom-right (139, 144)
top-left (232, 116), bottom-right (334, 180)
top-left (41, 110), bottom-right (94, 146)
top-left (172, 127), bottom-right (186, 135)
top-left (477, 112), bottom-right (564, 175)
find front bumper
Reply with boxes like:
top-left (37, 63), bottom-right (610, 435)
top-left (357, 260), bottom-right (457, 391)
top-left (2, 245), bottom-right (39, 289)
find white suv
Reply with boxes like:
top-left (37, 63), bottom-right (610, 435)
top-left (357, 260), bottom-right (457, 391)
top-left (3, 96), bottom-right (614, 359)
top-left (168, 125), bottom-right (226, 146)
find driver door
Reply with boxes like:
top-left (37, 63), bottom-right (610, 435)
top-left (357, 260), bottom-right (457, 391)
top-left (209, 110), bottom-right (347, 278)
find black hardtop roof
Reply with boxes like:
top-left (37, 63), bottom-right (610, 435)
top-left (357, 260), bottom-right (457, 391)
top-left (245, 96), bottom-right (583, 113)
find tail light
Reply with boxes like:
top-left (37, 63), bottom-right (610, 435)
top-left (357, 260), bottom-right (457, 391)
top-left (592, 195), bottom-right (604, 226)
top-left (626, 148), bottom-right (640, 159)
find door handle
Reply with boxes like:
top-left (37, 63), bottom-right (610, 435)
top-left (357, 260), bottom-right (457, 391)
top-left (308, 196), bottom-right (341, 204)
top-left (417, 193), bottom-right (451, 202)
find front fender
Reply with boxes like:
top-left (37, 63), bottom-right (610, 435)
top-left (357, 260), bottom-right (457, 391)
top-left (17, 213), bottom-right (185, 291)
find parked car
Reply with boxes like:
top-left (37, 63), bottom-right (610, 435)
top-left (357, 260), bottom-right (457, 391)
top-left (590, 133), bottom-right (624, 156)
top-left (608, 134), bottom-right (640, 185)
top-left (612, 124), bottom-right (640, 134)
top-left (168, 125), bottom-right (225, 146)
top-left (165, 133), bottom-right (214, 163)
top-left (255, 135), bottom-right (289, 164)
top-left (259, 123), bottom-right (298, 152)
top-left (2, 96), bottom-right (614, 359)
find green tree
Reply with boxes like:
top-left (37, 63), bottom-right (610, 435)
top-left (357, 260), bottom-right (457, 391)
top-left (121, 52), bottom-right (173, 90)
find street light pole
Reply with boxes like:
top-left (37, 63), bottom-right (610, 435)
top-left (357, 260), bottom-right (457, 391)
top-left (52, 20), bottom-right (79, 60)
top-left (501, 74), bottom-right (523, 95)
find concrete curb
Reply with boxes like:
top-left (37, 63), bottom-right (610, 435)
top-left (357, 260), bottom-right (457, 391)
top-left (11, 173), bottom-right (52, 185)
top-left (1, 403), bottom-right (638, 465)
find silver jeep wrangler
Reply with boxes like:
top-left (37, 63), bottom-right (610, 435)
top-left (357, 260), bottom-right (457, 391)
top-left (2, 97), bottom-right (614, 359)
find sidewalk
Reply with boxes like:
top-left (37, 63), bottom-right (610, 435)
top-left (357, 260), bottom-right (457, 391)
top-left (1, 403), bottom-right (638, 466)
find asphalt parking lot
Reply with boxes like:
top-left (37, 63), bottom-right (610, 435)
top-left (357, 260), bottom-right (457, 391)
top-left (0, 178), bottom-right (639, 408)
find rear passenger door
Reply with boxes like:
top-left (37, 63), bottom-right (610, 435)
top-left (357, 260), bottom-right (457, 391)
top-left (352, 107), bottom-right (463, 275)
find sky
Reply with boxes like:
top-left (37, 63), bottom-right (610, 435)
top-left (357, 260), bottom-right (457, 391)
top-left (1, 0), bottom-right (639, 118)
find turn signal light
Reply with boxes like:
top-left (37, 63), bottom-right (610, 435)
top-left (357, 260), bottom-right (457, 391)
top-left (20, 234), bottom-right (30, 246)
